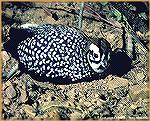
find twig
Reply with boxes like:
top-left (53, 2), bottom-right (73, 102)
top-left (84, 3), bottom-right (122, 28)
top-left (78, 3), bottom-right (84, 31)
top-left (42, 5), bottom-right (54, 16)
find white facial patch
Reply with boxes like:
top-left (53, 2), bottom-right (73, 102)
top-left (87, 52), bottom-right (104, 73)
top-left (89, 43), bottom-right (101, 61)
top-left (89, 43), bottom-right (99, 53)
top-left (87, 43), bottom-right (106, 73)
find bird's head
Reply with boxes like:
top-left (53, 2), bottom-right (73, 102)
top-left (86, 38), bottom-right (112, 73)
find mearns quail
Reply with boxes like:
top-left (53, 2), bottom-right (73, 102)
top-left (4, 24), bottom-right (112, 84)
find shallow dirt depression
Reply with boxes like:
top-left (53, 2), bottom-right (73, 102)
top-left (2, 2), bottom-right (149, 120)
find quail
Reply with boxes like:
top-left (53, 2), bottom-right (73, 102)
top-left (4, 24), bottom-right (112, 84)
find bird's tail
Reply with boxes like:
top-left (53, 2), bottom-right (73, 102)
top-left (3, 26), bottom-right (34, 59)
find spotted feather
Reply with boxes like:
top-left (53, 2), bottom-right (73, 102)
top-left (5, 24), bottom-right (112, 84)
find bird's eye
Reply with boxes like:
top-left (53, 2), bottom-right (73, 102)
top-left (94, 53), bottom-right (98, 58)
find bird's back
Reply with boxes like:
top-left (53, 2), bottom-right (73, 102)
top-left (12, 24), bottom-right (95, 83)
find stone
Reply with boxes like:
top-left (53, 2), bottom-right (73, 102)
top-left (3, 98), bottom-right (11, 105)
top-left (23, 105), bottom-right (36, 118)
top-left (5, 85), bottom-right (17, 99)
top-left (83, 101), bottom-right (92, 108)
top-left (1, 51), bottom-right (10, 66)
top-left (107, 75), bottom-right (129, 90)
top-left (18, 87), bottom-right (28, 103)
top-left (47, 110), bottom-right (59, 119)
top-left (70, 111), bottom-right (82, 120)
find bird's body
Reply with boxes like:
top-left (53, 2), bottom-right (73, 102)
top-left (4, 24), bottom-right (111, 84)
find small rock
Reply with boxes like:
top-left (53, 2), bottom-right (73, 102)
top-left (106, 33), bottom-right (115, 42)
top-left (96, 99), bottom-right (103, 106)
top-left (23, 105), bottom-right (36, 118)
top-left (4, 8), bottom-right (14, 18)
top-left (130, 104), bottom-right (137, 110)
top-left (1, 51), bottom-right (10, 66)
top-left (59, 85), bottom-right (65, 90)
top-left (135, 71), bottom-right (145, 81)
top-left (83, 101), bottom-right (92, 108)
top-left (5, 85), bottom-right (17, 99)
top-left (114, 86), bottom-right (129, 97)
top-left (107, 75), bottom-right (129, 90)
top-left (44, 16), bottom-right (56, 24)
top-left (70, 111), bottom-right (82, 120)
top-left (3, 98), bottom-right (11, 105)
top-left (47, 110), bottom-right (59, 119)
top-left (129, 90), bottom-right (148, 102)
top-left (18, 87), bottom-right (28, 103)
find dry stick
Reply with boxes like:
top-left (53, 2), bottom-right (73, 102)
top-left (42, 5), bottom-right (53, 16)
top-left (84, 4), bottom-right (122, 29)
top-left (78, 3), bottom-right (84, 31)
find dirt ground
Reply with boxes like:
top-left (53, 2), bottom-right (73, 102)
top-left (1, 2), bottom-right (149, 119)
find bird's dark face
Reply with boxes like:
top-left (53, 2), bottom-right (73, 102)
top-left (86, 39), bottom-right (111, 73)
top-left (88, 43), bottom-right (101, 62)
top-left (87, 43), bottom-right (103, 73)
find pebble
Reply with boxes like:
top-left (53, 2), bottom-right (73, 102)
top-left (129, 84), bottom-right (148, 102)
top-left (47, 110), bottom-right (59, 119)
top-left (70, 111), bottom-right (82, 120)
top-left (18, 87), bottom-right (28, 103)
top-left (5, 8), bottom-right (14, 18)
top-left (136, 71), bottom-right (145, 81)
top-left (108, 75), bottom-right (129, 90)
top-left (23, 105), bottom-right (36, 118)
top-left (5, 85), bottom-right (17, 99)
top-left (83, 101), bottom-right (92, 108)
top-left (2, 51), bottom-right (10, 65)
top-left (3, 98), bottom-right (11, 105)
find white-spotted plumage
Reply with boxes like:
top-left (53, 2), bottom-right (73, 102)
top-left (15, 24), bottom-right (111, 83)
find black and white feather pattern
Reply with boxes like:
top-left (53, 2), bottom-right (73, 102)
top-left (7, 24), bottom-right (111, 83)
